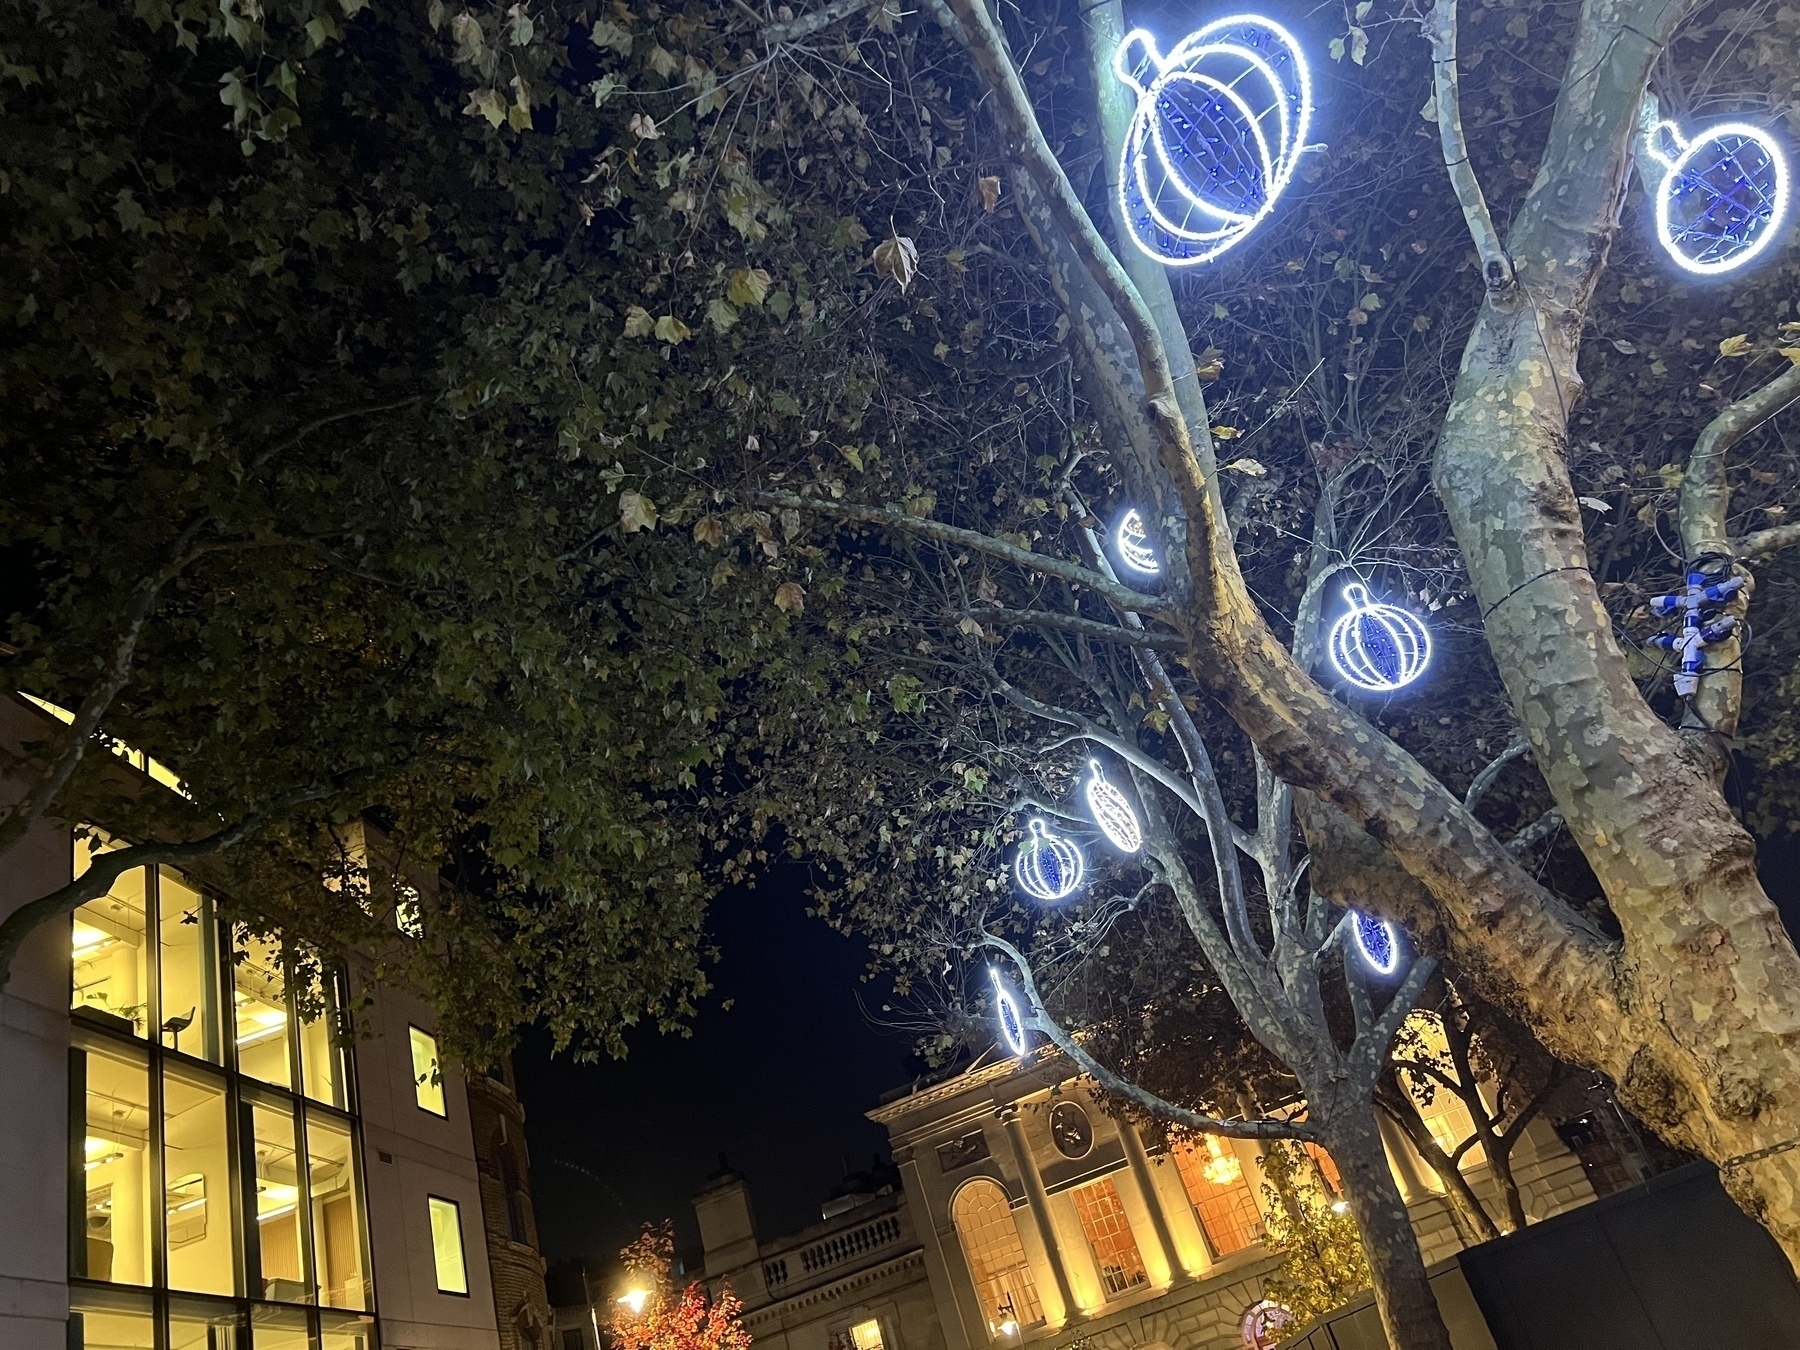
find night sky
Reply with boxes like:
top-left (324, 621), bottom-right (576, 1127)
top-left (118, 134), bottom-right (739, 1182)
top-left (516, 867), bottom-right (920, 1267)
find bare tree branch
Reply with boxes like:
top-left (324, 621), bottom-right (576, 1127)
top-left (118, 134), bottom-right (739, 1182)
top-left (968, 607), bottom-right (1186, 649)
top-left (982, 932), bottom-right (1312, 1141)
top-left (758, 492), bottom-right (1172, 615)
top-left (1427, 0), bottom-right (1513, 291)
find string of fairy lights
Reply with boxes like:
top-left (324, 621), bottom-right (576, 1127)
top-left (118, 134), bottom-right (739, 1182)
top-left (988, 13), bottom-right (1792, 1052)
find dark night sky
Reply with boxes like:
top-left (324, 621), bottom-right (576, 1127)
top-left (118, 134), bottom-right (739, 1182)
top-left (515, 868), bottom-right (921, 1265)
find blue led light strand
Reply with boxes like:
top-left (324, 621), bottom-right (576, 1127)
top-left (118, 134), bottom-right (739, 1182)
top-left (1647, 119), bottom-right (1790, 276)
top-left (1114, 16), bottom-right (1313, 267)
top-left (1351, 911), bottom-right (1401, 977)
top-left (1013, 818), bottom-right (1086, 902)
top-left (1327, 582), bottom-right (1432, 693)
top-left (990, 967), bottom-right (1031, 1056)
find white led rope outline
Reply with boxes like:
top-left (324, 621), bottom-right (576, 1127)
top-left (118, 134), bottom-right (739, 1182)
top-left (1114, 509), bottom-right (1160, 575)
top-left (1646, 119), bottom-right (1790, 276)
top-left (1114, 16), bottom-right (1313, 267)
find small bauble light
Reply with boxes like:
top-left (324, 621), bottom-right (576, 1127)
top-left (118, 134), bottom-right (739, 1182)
top-left (990, 967), bottom-right (1030, 1056)
top-left (1328, 582), bottom-right (1432, 693)
top-left (1647, 119), bottom-right (1790, 276)
top-left (1085, 759), bottom-right (1143, 854)
top-left (1115, 509), bottom-right (1161, 575)
top-left (1014, 818), bottom-right (1086, 902)
top-left (1114, 17), bottom-right (1313, 267)
top-left (1351, 911), bottom-right (1401, 977)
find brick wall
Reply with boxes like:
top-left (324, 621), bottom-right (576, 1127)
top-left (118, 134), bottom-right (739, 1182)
top-left (468, 1057), bottom-right (556, 1350)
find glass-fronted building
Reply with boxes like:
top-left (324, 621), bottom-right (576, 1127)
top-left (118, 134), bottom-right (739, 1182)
top-left (0, 692), bottom-right (549, 1350)
top-left (69, 838), bottom-right (375, 1350)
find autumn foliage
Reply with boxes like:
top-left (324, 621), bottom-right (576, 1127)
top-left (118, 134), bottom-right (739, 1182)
top-left (610, 1222), bottom-right (752, 1350)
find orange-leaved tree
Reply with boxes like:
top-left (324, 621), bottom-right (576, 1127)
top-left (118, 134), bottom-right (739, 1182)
top-left (610, 1221), bottom-right (752, 1350)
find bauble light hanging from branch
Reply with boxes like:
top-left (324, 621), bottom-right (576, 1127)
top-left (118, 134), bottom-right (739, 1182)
top-left (1113, 16), bottom-right (1313, 267)
top-left (1013, 818), bottom-right (1086, 902)
top-left (1114, 508), bottom-right (1161, 575)
top-left (990, 967), bottom-right (1031, 1056)
top-left (1085, 759), bottom-right (1143, 853)
top-left (1327, 582), bottom-right (1432, 693)
top-left (1645, 118), bottom-right (1790, 276)
top-left (1350, 911), bottom-right (1401, 977)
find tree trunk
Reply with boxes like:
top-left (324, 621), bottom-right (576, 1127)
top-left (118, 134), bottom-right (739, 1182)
top-left (1376, 1073), bottom-right (1502, 1244)
top-left (1320, 1107), bottom-right (1455, 1350)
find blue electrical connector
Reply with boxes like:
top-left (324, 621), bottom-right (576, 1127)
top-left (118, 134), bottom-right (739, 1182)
top-left (1647, 570), bottom-right (1746, 697)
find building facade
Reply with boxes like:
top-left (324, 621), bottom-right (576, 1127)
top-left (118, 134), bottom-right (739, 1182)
top-left (869, 1054), bottom-right (1598, 1350)
top-left (646, 1049), bottom-right (1605, 1350)
top-left (0, 694), bottom-right (547, 1350)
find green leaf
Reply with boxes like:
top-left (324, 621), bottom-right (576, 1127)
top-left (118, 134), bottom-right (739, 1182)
top-left (706, 298), bottom-right (740, 333)
top-left (727, 268), bottom-right (772, 307)
top-left (463, 88), bottom-right (507, 128)
top-left (623, 305), bottom-right (654, 337)
top-left (653, 314), bottom-right (691, 344)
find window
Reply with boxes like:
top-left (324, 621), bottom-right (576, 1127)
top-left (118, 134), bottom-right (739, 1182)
top-left (158, 868), bottom-right (221, 1063)
top-left (849, 1318), bottom-right (885, 1350)
top-left (563, 1330), bottom-right (589, 1350)
top-left (167, 1295), bottom-right (245, 1350)
top-left (498, 1144), bottom-right (529, 1244)
top-left (307, 1110), bottom-right (370, 1310)
top-left (1069, 1178), bottom-right (1148, 1297)
top-left (233, 933), bottom-right (293, 1089)
top-left (410, 1026), bottom-right (446, 1116)
top-left (1173, 1137), bottom-right (1264, 1257)
top-left (72, 844), bottom-right (151, 1038)
top-left (319, 1310), bottom-right (378, 1350)
top-left (162, 1064), bottom-right (234, 1295)
top-left (77, 1034), bottom-right (153, 1285)
top-left (71, 1284), bottom-right (156, 1350)
top-left (428, 1196), bottom-right (469, 1293)
top-left (249, 1096), bottom-right (307, 1302)
top-left (298, 966), bottom-right (348, 1109)
top-left (951, 1178), bottom-right (1043, 1335)
top-left (1400, 1014), bottom-right (1486, 1167)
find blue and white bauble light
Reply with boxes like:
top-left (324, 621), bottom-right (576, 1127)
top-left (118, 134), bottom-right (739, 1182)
top-left (1327, 583), bottom-right (1432, 693)
top-left (1085, 759), bottom-right (1143, 853)
top-left (1014, 818), bottom-right (1086, 902)
top-left (1646, 120), bottom-right (1789, 276)
top-left (990, 967), bottom-right (1031, 1056)
top-left (1351, 911), bottom-right (1401, 977)
top-left (1113, 16), bottom-right (1313, 267)
top-left (1115, 509), bottom-right (1161, 575)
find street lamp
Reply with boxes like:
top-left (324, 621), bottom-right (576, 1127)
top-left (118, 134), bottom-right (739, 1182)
top-left (616, 1288), bottom-right (652, 1317)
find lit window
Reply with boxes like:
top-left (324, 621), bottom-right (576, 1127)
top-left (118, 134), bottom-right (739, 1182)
top-left (78, 1034), bottom-right (153, 1285)
top-left (1173, 1138), bottom-right (1264, 1257)
top-left (951, 1178), bottom-right (1043, 1335)
top-left (849, 1320), bottom-right (884, 1350)
top-left (158, 868), bottom-right (221, 1063)
top-left (396, 885), bottom-right (424, 938)
top-left (72, 839), bottom-right (150, 1039)
top-left (410, 1027), bottom-right (447, 1116)
top-left (1070, 1177), bottom-right (1148, 1297)
top-left (308, 1109), bottom-right (370, 1310)
top-left (298, 965), bottom-right (348, 1108)
top-left (162, 1064), bottom-right (233, 1295)
top-left (428, 1196), bottom-right (469, 1294)
top-left (233, 932), bottom-right (293, 1088)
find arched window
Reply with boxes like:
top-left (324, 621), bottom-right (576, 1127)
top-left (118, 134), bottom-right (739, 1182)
top-left (951, 1179), bottom-right (1044, 1335)
top-left (1172, 1137), bottom-right (1264, 1256)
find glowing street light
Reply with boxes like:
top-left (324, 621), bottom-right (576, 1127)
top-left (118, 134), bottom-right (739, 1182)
top-left (616, 1288), bottom-right (651, 1316)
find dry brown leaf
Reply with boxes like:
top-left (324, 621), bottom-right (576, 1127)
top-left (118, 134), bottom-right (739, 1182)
top-left (977, 176), bottom-right (1001, 212)
top-left (773, 581), bottom-right (806, 614)
top-left (872, 232), bottom-right (920, 293)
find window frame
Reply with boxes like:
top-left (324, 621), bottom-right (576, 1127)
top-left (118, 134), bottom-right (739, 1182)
top-left (408, 1026), bottom-right (448, 1118)
top-left (426, 1194), bottom-right (471, 1296)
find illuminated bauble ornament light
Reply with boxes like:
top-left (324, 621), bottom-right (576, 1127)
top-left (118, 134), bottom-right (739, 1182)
top-left (1113, 16), bottom-right (1313, 267)
top-left (1014, 818), bottom-right (1086, 902)
top-left (990, 967), bottom-right (1030, 1056)
top-left (1647, 120), bottom-right (1789, 276)
top-left (1327, 582), bottom-right (1432, 693)
top-left (1085, 759), bottom-right (1143, 853)
top-left (1351, 911), bottom-right (1401, 977)
top-left (1115, 509), bottom-right (1161, 575)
